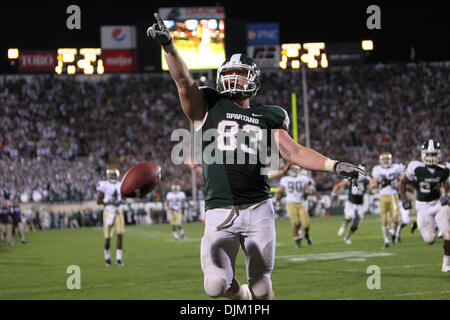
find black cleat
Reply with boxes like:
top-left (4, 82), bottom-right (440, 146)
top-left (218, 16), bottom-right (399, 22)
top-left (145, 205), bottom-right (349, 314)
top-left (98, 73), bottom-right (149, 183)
top-left (295, 238), bottom-right (301, 248)
top-left (21, 240), bottom-right (27, 244)
top-left (306, 236), bottom-right (312, 245)
top-left (391, 234), bottom-right (396, 244)
top-left (382, 242), bottom-right (390, 249)
top-left (105, 259), bottom-right (112, 266)
top-left (116, 260), bottom-right (125, 267)
top-left (411, 221), bottom-right (417, 234)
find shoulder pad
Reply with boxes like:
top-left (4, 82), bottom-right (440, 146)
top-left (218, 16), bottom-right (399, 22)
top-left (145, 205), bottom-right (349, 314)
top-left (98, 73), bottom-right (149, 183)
top-left (199, 86), bottom-right (221, 108)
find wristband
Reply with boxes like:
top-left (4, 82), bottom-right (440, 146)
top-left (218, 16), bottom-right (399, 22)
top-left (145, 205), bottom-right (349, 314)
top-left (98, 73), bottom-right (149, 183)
top-left (324, 158), bottom-right (337, 173)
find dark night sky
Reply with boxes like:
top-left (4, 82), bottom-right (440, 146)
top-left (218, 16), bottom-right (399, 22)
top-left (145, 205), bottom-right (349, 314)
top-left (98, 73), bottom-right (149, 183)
top-left (0, 0), bottom-right (449, 62)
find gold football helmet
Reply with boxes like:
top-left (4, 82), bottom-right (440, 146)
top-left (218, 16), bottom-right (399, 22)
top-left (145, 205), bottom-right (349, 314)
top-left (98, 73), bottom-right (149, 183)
top-left (106, 168), bottom-right (120, 182)
top-left (288, 165), bottom-right (300, 177)
top-left (379, 152), bottom-right (392, 168)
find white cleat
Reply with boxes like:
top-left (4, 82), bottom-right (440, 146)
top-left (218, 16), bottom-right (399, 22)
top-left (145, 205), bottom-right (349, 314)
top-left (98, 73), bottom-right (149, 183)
top-left (240, 284), bottom-right (253, 300)
top-left (344, 238), bottom-right (352, 245)
top-left (442, 262), bottom-right (450, 273)
top-left (337, 226), bottom-right (345, 237)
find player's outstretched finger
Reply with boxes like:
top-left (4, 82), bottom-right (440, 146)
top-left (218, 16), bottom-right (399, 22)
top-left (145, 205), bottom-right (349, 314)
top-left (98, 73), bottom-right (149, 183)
top-left (154, 12), bottom-right (164, 27)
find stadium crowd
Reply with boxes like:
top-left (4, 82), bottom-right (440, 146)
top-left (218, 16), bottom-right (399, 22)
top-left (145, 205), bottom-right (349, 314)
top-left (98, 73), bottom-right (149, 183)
top-left (0, 62), bottom-right (448, 202)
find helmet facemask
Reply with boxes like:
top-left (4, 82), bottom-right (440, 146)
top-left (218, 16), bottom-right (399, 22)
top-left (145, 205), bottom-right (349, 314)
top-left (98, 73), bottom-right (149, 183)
top-left (379, 153), bottom-right (392, 169)
top-left (421, 140), bottom-right (441, 166)
top-left (216, 57), bottom-right (260, 99)
top-left (106, 169), bottom-right (120, 182)
top-left (288, 166), bottom-right (300, 177)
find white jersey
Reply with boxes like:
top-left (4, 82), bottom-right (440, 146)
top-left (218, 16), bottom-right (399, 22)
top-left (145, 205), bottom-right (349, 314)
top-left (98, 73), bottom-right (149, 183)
top-left (96, 180), bottom-right (122, 213)
top-left (280, 175), bottom-right (311, 203)
top-left (166, 191), bottom-right (186, 211)
top-left (371, 164), bottom-right (403, 195)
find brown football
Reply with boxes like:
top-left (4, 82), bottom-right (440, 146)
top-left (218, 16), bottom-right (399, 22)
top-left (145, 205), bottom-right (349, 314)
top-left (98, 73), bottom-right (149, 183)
top-left (120, 162), bottom-right (161, 198)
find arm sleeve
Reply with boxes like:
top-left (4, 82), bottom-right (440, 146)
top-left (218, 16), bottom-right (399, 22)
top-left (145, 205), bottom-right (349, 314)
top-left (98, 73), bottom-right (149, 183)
top-left (406, 161), bottom-right (420, 181)
top-left (266, 106), bottom-right (290, 131)
top-left (96, 181), bottom-right (104, 193)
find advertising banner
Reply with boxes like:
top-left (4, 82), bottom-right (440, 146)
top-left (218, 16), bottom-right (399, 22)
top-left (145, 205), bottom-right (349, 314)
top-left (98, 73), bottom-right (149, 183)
top-left (247, 23), bottom-right (279, 45)
top-left (102, 49), bottom-right (137, 72)
top-left (101, 26), bottom-right (137, 49)
top-left (19, 51), bottom-right (56, 72)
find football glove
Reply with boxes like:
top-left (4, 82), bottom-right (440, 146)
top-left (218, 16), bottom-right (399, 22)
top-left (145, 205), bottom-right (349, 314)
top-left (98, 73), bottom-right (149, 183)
top-left (440, 194), bottom-right (449, 206)
top-left (333, 161), bottom-right (366, 187)
top-left (402, 199), bottom-right (412, 210)
top-left (146, 13), bottom-right (173, 49)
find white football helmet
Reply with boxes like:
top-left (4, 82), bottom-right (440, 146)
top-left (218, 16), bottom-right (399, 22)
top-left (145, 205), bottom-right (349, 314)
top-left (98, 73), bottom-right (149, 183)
top-left (379, 152), bottom-right (392, 169)
top-left (421, 139), bottom-right (441, 166)
top-left (299, 169), bottom-right (309, 176)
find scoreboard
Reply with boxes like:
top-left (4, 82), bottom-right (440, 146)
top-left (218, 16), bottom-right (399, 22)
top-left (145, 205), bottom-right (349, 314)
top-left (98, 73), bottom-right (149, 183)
top-left (55, 48), bottom-right (103, 75)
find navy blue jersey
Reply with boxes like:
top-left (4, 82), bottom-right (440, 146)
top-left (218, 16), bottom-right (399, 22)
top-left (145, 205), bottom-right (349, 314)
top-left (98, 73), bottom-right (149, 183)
top-left (9, 204), bottom-right (21, 224)
top-left (0, 206), bottom-right (10, 224)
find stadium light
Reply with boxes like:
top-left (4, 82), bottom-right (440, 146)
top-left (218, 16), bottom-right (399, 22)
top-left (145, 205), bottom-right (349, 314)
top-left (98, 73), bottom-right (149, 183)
top-left (83, 64), bottom-right (94, 75)
top-left (362, 40), bottom-right (374, 51)
top-left (279, 42), bottom-right (328, 149)
top-left (97, 59), bottom-right (104, 74)
top-left (8, 48), bottom-right (19, 60)
top-left (291, 60), bottom-right (300, 69)
top-left (67, 65), bottom-right (76, 75)
top-left (320, 53), bottom-right (328, 68)
top-left (58, 48), bottom-right (77, 63)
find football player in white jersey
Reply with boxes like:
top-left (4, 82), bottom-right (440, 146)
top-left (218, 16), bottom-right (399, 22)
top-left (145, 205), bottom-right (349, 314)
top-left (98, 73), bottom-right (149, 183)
top-left (165, 184), bottom-right (187, 241)
top-left (96, 168), bottom-right (125, 266)
top-left (275, 166), bottom-right (321, 247)
top-left (400, 140), bottom-right (450, 272)
top-left (369, 153), bottom-right (404, 249)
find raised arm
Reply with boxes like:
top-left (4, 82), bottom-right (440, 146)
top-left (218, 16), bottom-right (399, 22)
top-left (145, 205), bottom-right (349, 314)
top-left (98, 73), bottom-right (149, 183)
top-left (274, 129), bottom-right (365, 185)
top-left (331, 180), bottom-right (349, 196)
top-left (147, 13), bottom-right (208, 122)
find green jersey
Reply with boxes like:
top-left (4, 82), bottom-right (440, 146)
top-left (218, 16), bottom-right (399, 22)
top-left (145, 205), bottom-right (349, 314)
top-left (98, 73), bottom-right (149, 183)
top-left (406, 161), bottom-right (449, 202)
top-left (198, 87), bottom-right (289, 210)
top-left (347, 177), bottom-right (370, 205)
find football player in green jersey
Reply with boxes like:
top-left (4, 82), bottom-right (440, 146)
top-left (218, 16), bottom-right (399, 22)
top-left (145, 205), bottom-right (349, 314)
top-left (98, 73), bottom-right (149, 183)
top-left (400, 140), bottom-right (450, 272)
top-left (147, 13), bottom-right (366, 299)
top-left (332, 165), bottom-right (372, 244)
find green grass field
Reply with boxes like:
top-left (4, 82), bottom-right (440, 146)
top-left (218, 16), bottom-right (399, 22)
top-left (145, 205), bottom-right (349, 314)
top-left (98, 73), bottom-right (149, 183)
top-left (0, 214), bottom-right (448, 300)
